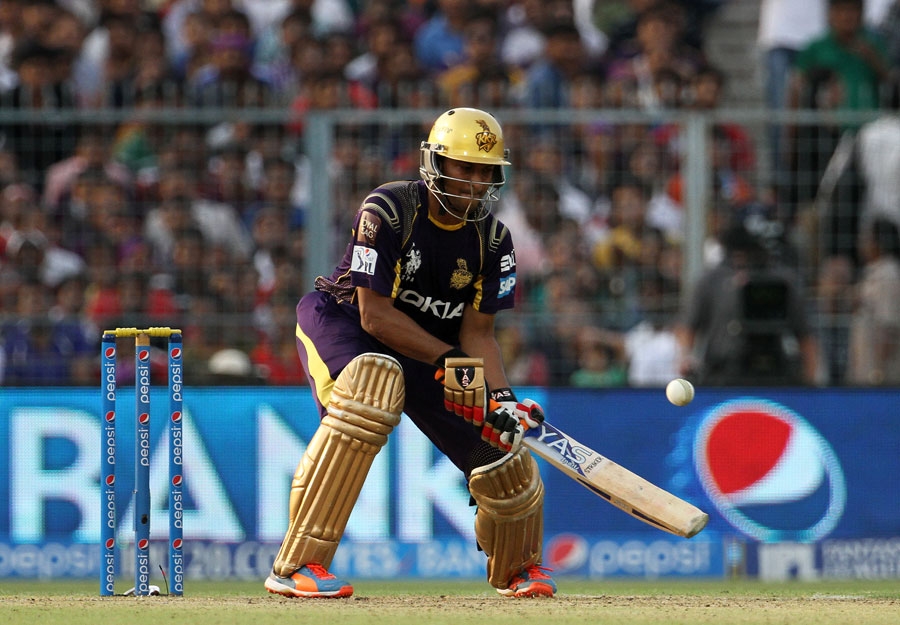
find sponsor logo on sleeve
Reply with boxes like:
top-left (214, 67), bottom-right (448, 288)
top-left (351, 245), bottom-right (378, 275)
top-left (500, 251), bottom-right (516, 272)
top-left (498, 273), bottom-right (516, 297)
top-left (359, 214), bottom-right (380, 244)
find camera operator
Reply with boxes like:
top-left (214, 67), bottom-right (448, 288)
top-left (676, 223), bottom-right (819, 386)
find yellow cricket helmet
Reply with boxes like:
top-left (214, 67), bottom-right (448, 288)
top-left (419, 108), bottom-right (511, 221)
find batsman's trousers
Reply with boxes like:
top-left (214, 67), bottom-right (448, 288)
top-left (295, 290), bottom-right (485, 474)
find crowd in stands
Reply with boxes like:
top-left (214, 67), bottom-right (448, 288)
top-left (0, 0), bottom-right (899, 388)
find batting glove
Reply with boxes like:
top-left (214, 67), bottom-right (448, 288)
top-left (491, 388), bottom-right (545, 430)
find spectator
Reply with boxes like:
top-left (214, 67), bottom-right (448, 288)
top-left (847, 218), bottom-right (900, 385)
top-left (413, 0), bottom-right (472, 74)
top-left (0, 39), bottom-right (78, 191)
top-left (200, 141), bottom-right (260, 218)
top-left (500, 0), bottom-right (547, 70)
top-left (188, 12), bottom-right (278, 107)
top-left (243, 156), bottom-right (305, 231)
top-left (437, 10), bottom-right (524, 108)
top-left (855, 82), bottom-right (900, 235)
top-left (593, 176), bottom-right (650, 272)
top-left (569, 325), bottom-right (628, 387)
top-left (677, 224), bottom-right (819, 386)
top-left (523, 20), bottom-right (587, 108)
top-left (586, 271), bottom-right (682, 387)
top-left (604, 2), bottom-right (706, 113)
top-left (42, 124), bottom-right (133, 216)
top-left (789, 0), bottom-right (889, 113)
top-left (495, 321), bottom-right (550, 386)
top-left (757, 0), bottom-right (826, 186)
top-left (815, 253), bottom-right (854, 384)
top-left (143, 166), bottom-right (254, 270)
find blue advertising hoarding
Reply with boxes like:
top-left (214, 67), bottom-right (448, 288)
top-left (0, 387), bottom-right (898, 580)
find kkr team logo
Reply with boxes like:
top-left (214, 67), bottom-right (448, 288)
top-left (694, 399), bottom-right (846, 542)
top-left (475, 119), bottom-right (498, 153)
top-left (450, 258), bottom-right (472, 289)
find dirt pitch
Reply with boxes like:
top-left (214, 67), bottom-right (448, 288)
top-left (1, 579), bottom-right (897, 625)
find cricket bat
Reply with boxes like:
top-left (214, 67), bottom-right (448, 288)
top-left (522, 419), bottom-right (709, 538)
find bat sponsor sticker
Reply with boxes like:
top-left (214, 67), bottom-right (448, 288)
top-left (351, 245), bottom-right (378, 275)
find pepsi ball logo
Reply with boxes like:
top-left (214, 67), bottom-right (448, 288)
top-left (172, 475), bottom-right (183, 487)
top-left (106, 538), bottom-right (115, 549)
top-left (138, 539), bottom-right (149, 550)
top-left (139, 349), bottom-right (150, 362)
top-left (171, 411), bottom-right (182, 423)
top-left (105, 411), bottom-right (115, 422)
top-left (172, 539), bottom-right (183, 550)
top-left (139, 413), bottom-right (150, 425)
top-left (544, 533), bottom-right (589, 572)
top-left (694, 399), bottom-right (846, 542)
top-left (171, 348), bottom-right (181, 359)
top-left (105, 347), bottom-right (116, 358)
top-left (106, 475), bottom-right (115, 486)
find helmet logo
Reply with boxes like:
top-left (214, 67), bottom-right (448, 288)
top-left (450, 258), bottom-right (473, 289)
top-left (475, 119), bottom-right (498, 153)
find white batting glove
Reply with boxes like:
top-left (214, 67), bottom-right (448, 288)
top-left (491, 388), bottom-right (545, 431)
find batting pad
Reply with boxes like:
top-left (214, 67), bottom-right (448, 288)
top-left (273, 353), bottom-right (404, 575)
top-left (468, 446), bottom-right (544, 589)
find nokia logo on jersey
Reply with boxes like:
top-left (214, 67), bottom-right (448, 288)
top-left (397, 289), bottom-right (464, 319)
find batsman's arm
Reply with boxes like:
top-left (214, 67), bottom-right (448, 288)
top-left (357, 287), bottom-right (454, 364)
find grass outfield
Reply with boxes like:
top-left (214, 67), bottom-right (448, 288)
top-left (0, 579), bottom-right (898, 625)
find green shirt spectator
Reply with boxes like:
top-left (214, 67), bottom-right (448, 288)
top-left (791, 0), bottom-right (889, 111)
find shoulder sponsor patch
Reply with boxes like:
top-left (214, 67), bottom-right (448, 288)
top-left (498, 273), bottom-right (516, 297)
top-left (351, 245), bottom-right (378, 275)
top-left (358, 213), bottom-right (381, 245)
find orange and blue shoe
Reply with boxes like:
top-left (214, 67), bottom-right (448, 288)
top-left (265, 564), bottom-right (353, 598)
top-left (496, 565), bottom-right (557, 598)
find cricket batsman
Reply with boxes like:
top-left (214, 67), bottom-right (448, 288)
top-left (265, 108), bottom-right (556, 598)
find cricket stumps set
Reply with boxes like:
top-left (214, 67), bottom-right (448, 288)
top-left (100, 327), bottom-right (184, 597)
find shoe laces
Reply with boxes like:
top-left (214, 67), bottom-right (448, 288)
top-left (513, 564), bottom-right (553, 585)
top-left (305, 563), bottom-right (336, 580)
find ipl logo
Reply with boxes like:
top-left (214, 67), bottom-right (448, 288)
top-left (694, 399), bottom-right (846, 542)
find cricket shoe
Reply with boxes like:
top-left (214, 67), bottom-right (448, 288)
top-left (496, 565), bottom-right (557, 598)
top-left (265, 564), bottom-right (353, 598)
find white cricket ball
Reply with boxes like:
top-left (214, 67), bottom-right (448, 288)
top-left (666, 378), bottom-right (695, 406)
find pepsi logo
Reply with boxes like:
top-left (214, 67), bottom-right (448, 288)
top-left (172, 475), bottom-right (183, 487)
top-left (694, 399), bottom-right (846, 542)
top-left (171, 411), bottom-right (182, 423)
top-left (106, 475), bottom-right (115, 486)
top-left (171, 348), bottom-right (181, 359)
top-left (138, 539), bottom-right (149, 550)
top-left (544, 533), bottom-right (589, 572)
top-left (105, 411), bottom-right (115, 423)
top-left (139, 349), bottom-right (150, 362)
top-left (105, 538), bottom-right (115, 549)
top-left (172, 539), bottom-right (183, 550)
top-left (105, 347), bottom-right (116, 358)
top-left (139, 413), bottom-right (150, 425)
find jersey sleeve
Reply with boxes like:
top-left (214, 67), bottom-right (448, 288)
top-left (474, 220), bottom-right (517, 315)
top-left (347, 203), bottom-right (401, 297)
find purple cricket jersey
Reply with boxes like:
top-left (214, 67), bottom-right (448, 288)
top-left (317, 180), bottom-right (517, 343)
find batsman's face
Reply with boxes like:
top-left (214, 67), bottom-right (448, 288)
top-left (441, 158), bottom-right (496, 214)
